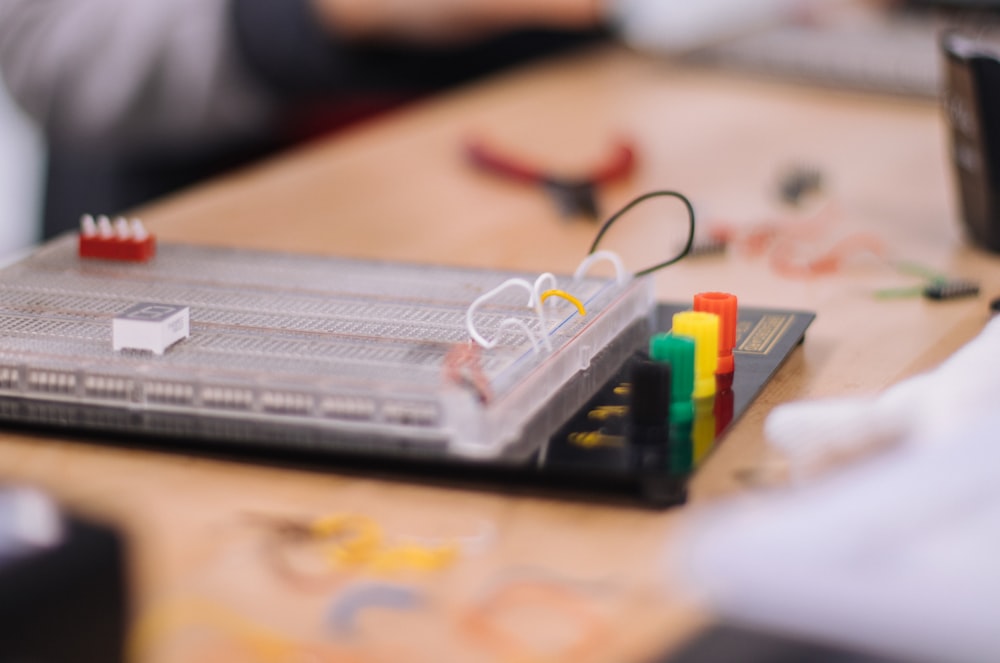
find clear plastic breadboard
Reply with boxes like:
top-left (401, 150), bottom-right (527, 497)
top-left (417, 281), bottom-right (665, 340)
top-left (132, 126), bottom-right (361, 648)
top-left (0, 236), bottom-right (653, 461)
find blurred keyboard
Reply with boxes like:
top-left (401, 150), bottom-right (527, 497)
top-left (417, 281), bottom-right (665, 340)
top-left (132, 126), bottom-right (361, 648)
top-left (680, 6), bottom-right (1000, 98)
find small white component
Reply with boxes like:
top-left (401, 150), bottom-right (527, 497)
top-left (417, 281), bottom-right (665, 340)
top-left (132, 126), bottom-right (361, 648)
top-left (130, 218), bottom-right (148, 240)
top-left (97, 215), bottom-right (114, 238)
top-left (112, 303), bottom-right (190, 355)
top-left (80, 214), bottom-right (97, 237)
top-left (113, 217), bottom-right (131, 238)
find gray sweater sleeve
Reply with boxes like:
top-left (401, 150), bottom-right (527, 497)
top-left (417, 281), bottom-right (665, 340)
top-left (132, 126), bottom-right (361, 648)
top-left (0, 0), bottom-right (607, 154)
top-left (0, 0), bottom-right (277, 152)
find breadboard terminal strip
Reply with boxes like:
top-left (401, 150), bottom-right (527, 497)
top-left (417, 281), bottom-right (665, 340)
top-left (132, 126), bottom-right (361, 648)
top-left (0, 192), bottom-right (695, 462)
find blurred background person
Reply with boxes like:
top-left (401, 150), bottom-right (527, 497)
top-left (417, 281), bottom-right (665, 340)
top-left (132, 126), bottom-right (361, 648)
top-left (0, 0), bottom-right (608, 241)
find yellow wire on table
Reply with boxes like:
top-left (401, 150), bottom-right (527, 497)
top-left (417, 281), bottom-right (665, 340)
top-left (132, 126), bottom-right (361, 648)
top-left (129, 599), bottom-right (298, 663)
top-left (539, 289), bottom-right (586, 316)
top-left (310, 514), bottom-right (458, 573)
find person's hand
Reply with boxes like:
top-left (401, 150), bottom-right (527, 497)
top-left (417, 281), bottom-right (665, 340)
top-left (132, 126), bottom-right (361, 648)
top-left (311, 0), bottom-right (605, 44)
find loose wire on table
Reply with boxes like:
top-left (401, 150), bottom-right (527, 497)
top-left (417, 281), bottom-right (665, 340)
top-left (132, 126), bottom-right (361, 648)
top-left (587, 190), bottom-right (697, 277)
top-left (328, 582), bottom-right (426, 636)
top-left (459, 578), bottom-right (612, 662)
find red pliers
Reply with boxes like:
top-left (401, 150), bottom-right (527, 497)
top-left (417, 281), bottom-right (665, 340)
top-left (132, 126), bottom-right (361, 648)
top-left (465, 137), bottom-right (637, 219)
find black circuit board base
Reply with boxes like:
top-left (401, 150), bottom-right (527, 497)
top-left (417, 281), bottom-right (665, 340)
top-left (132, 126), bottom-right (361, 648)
top-left (0, 303), bottom-right (814, 508)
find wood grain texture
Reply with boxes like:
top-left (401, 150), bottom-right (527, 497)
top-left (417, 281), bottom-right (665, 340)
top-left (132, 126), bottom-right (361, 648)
top-left (1, 45), bottom-right (998, 662)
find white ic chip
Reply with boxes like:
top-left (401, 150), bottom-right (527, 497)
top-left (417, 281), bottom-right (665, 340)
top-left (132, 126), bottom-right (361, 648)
top-left (112, 303), bottom-right (190, 355)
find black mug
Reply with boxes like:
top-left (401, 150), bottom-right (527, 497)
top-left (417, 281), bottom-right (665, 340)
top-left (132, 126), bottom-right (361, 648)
top-left (943, 32), bottom-right (1000, 253)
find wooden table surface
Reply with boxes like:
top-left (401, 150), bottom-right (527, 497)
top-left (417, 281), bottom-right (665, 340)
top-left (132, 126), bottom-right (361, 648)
top-left (2, 45), bottom-right (999, 662)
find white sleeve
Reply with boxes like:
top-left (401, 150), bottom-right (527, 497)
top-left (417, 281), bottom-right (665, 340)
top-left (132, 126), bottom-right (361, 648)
top-left (0, 0), bottom-right (277, 152)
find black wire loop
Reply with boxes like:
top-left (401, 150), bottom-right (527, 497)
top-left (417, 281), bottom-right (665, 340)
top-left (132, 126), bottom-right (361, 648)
top-left (588, 190), bottom-right (696, 277)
